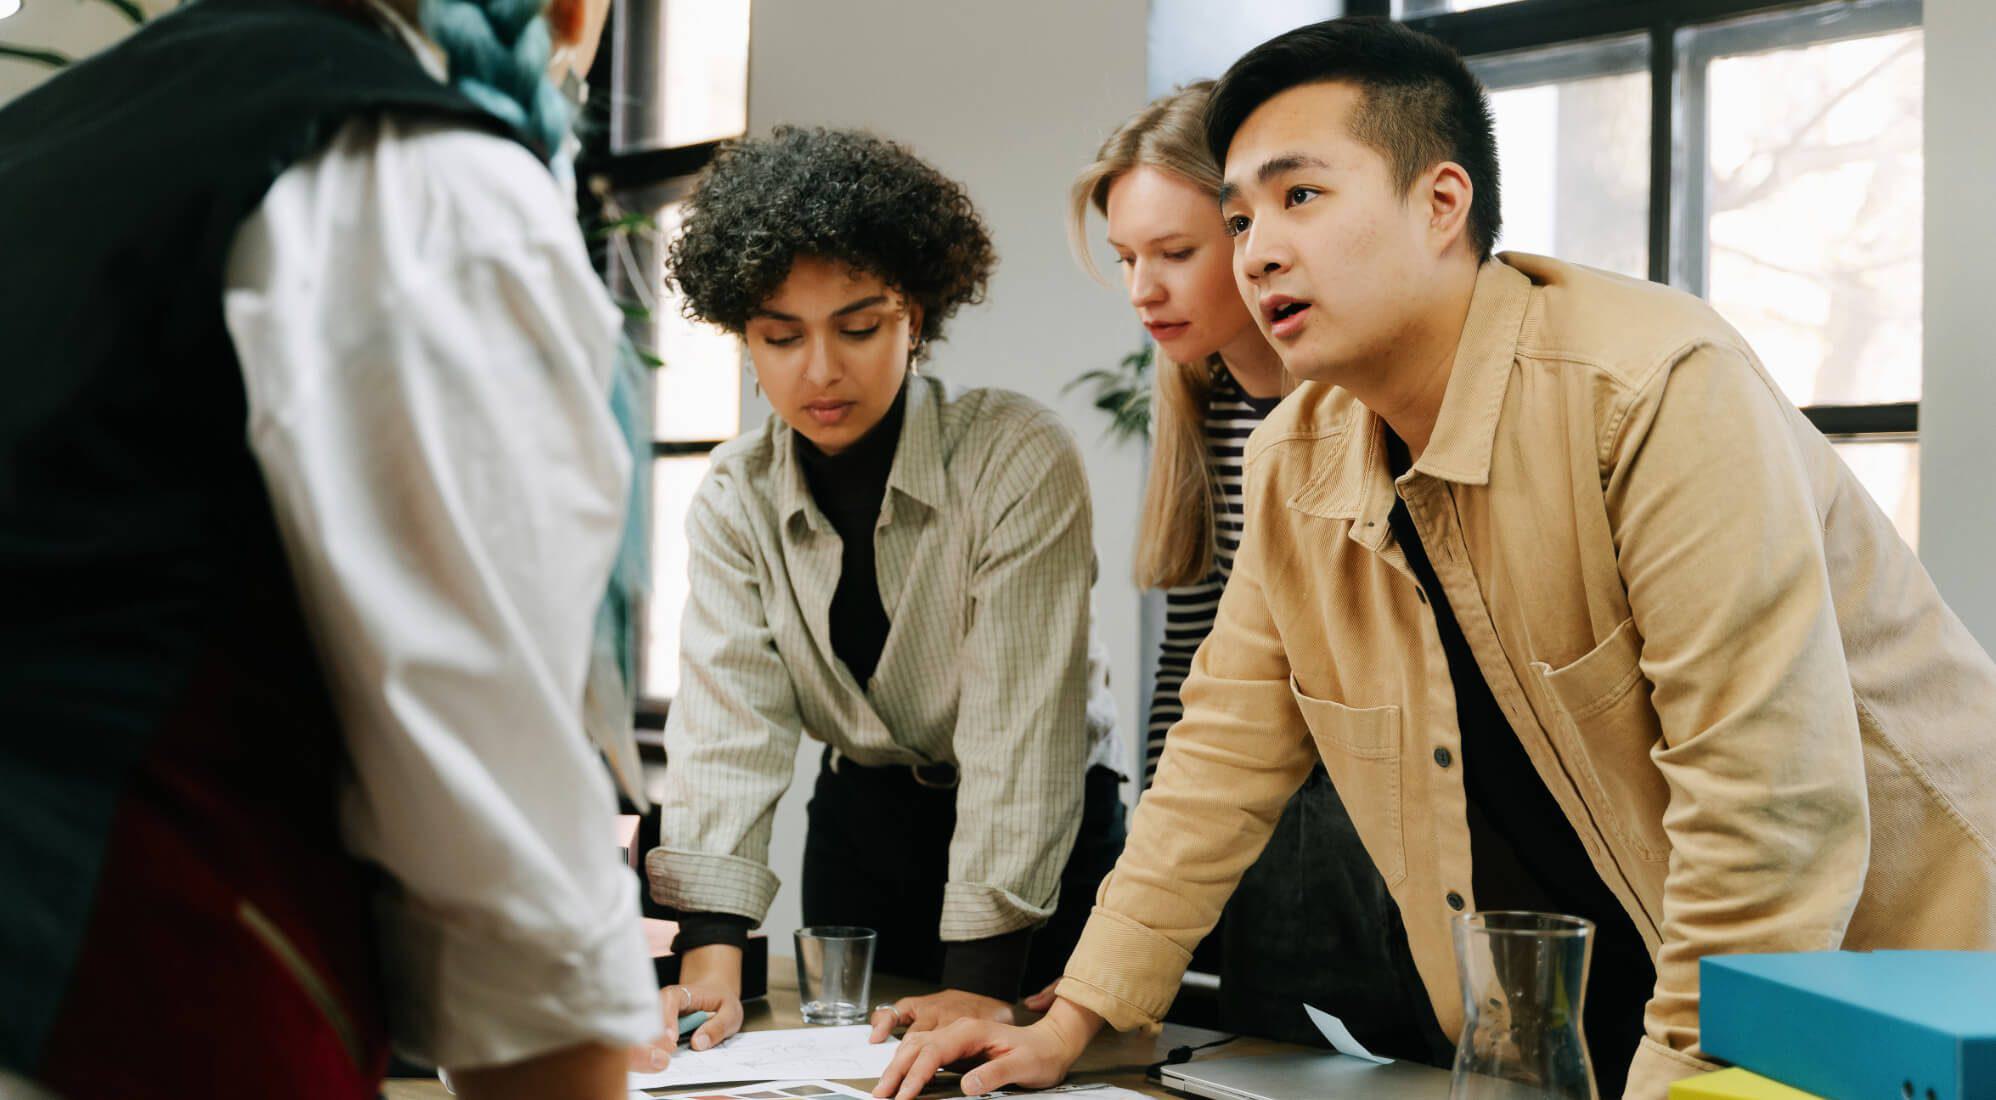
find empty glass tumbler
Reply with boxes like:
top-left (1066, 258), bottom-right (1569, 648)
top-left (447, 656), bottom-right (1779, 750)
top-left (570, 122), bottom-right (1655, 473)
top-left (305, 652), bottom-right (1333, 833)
top-left (795, 926), bottom-right (877, 1025)
top-left (1450, 911), bottom-right (1599, 1100)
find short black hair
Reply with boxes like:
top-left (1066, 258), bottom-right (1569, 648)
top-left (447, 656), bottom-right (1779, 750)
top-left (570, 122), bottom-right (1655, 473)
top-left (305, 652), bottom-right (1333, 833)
top-left (1206, 17), bottom-right (1501, 260)
top-left (666, 126), bottom-right (997, 345)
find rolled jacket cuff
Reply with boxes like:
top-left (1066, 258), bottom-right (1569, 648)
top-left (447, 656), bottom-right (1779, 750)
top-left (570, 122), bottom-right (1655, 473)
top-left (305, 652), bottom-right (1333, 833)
top-left (645, 847), bottom-right (780, 924)
top-left (1055, 906), bottom-right (1192, 1031)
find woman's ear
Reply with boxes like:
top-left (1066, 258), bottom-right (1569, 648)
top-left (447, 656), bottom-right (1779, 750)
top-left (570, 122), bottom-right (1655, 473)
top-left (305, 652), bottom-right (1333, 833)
top-left (545, 0), bottom-right (586, 46)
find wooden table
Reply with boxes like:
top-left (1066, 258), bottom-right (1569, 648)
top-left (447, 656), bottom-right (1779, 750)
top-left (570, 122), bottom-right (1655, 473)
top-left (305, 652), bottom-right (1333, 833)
top-left (385, 961), bottom-right (1301, 1099)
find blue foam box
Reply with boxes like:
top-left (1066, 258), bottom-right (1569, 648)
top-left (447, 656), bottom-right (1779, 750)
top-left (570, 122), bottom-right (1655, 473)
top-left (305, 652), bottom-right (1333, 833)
top-left (1700, 951), bottom-right (1996, 1100)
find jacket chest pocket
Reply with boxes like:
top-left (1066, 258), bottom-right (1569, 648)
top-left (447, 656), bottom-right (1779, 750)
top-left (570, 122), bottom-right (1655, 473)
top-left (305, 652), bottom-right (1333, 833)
top-left (1529, 617), bottom-right (1672, 863)
top-left (1289, 676), bottom-right (1406, 887)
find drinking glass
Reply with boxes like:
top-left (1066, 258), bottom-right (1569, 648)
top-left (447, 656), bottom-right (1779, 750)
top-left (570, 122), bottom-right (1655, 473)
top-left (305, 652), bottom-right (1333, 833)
top-left (1450, 911), bottom-right (1599, 1100)
top-left (795, 926), bottom-right (876, 1025)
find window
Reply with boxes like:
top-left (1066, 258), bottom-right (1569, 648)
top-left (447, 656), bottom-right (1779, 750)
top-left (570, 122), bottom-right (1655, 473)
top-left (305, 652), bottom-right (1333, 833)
top-left (584, 0), bottom-right (751, 724)
top-left (1371, 0), bottom-right (1924, 546)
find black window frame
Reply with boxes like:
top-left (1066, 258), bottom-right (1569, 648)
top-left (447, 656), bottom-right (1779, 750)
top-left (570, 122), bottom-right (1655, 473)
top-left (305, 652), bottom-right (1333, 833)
top-left (576, 4), bottom-right (749, 743)
top-left (1346, 0), bottom-right (1923, 440)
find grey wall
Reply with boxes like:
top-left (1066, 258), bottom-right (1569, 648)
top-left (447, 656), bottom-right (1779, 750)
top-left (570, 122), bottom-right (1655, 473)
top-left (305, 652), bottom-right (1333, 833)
top-left (743, 0), bottom-right (1151, 954)
top-left (1919, 0), bottom-right (1996, 650)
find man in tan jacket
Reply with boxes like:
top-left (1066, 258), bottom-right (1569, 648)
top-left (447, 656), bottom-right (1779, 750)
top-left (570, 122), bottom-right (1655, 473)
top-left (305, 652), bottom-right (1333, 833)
top-left (876, 17), bottom-right (1996, 1100)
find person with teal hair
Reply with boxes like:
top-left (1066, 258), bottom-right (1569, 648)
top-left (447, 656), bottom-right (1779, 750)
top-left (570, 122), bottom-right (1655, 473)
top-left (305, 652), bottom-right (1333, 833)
top-left (0, 0), bottom-right (662, 1095)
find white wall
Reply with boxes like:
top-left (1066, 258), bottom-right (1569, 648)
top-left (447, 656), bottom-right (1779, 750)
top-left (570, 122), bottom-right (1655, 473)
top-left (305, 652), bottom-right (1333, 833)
top-left (742, 0), bottom-right (1150, 954)
top-left (1919, 0), bottom-right (1996, 651)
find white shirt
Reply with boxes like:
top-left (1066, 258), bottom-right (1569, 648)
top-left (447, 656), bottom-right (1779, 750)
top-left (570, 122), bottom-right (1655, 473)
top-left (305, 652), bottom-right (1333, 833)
top-left (221, 110), bottom-right (656, 1067)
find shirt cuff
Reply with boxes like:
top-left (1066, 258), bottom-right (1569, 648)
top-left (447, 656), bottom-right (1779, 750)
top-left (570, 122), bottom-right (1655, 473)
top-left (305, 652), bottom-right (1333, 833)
top-left (940, 928), bottom-right (1035, 1002)
top-left (1055, 905), bottom-right (1193, 1031)
top-left (669, 911), bottom-right (754, 953)
top-left (939, 880), bottom-right (1056, 941)
top-left (374, 883), bottom-right (659, 1070)
top-left (645, 847), bottom-right (780, 924)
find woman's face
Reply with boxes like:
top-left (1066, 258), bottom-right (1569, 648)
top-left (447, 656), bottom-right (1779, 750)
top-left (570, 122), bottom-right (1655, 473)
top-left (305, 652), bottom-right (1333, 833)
top-left (745, 256), bottom-right (922, 455)
top-left (1103, 165), bottom-right (1260, 364)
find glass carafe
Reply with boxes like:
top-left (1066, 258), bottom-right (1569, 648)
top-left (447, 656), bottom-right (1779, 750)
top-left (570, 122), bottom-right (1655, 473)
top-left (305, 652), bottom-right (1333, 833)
top-left (1450, 911), bottom-right (1599, 1100)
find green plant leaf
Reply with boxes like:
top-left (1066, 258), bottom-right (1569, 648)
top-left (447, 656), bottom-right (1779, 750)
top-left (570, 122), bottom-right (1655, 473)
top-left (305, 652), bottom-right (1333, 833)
top-left (1065, 341), bottom-right (1154, 445)
top-left (589, 210), bottom-right (660, 241)
top-left (0, 44), bottom-right (74, 67)
top-left (91, 0), bottom-right (147, 25)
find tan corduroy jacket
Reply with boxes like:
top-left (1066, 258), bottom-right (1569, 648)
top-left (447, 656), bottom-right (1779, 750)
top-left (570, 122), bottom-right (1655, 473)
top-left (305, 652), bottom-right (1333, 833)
top-left (1057, 255), bottom-right (1996, 1099)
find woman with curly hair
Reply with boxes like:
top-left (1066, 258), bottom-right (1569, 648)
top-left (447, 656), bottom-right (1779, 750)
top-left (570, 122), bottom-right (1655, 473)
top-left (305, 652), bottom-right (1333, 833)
top-left (645, 126), bottom-right (1127, 1052)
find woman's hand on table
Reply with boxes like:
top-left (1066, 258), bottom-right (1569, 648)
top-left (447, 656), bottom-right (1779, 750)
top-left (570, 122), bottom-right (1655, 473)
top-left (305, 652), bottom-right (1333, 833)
top-left (867, 988), bottom-right (1015, 1043)
top-left (871, 996), bottom-right (1103, 1100)
top-left (628, 945), bottom-right (746, 1071)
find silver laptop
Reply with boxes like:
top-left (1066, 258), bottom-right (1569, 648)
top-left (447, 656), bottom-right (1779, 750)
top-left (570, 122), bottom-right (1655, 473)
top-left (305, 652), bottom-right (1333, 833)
top-left (1160, 1052), bottom-right (1455, 1100)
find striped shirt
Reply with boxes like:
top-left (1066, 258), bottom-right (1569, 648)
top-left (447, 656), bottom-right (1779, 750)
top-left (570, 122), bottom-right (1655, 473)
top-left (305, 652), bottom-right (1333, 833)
top-left (649, 375), bottom-right (1120, 942)
top-left (1143, 368), bottom-right (1284, 787)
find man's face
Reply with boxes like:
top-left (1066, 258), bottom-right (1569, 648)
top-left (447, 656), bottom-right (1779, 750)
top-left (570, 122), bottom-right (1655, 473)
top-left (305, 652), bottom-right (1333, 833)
top-left (1219, 81), bottom-right (1443, 386)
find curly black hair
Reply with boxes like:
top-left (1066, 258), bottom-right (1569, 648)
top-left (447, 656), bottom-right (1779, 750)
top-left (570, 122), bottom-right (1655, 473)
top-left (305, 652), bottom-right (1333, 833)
top-left (665, 126), bottom-right (997, 346)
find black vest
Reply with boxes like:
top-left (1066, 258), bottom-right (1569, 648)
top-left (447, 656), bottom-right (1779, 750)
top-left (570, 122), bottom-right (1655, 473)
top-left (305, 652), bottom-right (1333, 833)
top-left (0, 0), bottom-right (514, 1073)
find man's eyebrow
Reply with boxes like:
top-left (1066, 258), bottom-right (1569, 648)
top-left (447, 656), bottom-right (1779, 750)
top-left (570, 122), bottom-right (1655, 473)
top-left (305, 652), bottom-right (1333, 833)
top-left (1218, 153), bottom-right (1334, 206)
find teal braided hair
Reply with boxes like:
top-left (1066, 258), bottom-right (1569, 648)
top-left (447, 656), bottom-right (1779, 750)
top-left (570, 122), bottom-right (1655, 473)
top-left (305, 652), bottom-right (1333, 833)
top-left (421, 0), bottom-right (654, 795)
top-left (418, 0), bottom-right (572, 159)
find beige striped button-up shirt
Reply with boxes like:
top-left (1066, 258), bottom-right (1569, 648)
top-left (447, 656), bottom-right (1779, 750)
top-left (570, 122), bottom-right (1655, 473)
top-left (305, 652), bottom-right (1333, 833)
top-left (648, 375), bottom-right (1119, 942)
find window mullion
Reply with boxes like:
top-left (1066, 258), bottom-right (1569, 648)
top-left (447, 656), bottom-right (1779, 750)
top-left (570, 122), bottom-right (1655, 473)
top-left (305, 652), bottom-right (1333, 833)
top-left (1647, 21), bottom-right (1676, 285)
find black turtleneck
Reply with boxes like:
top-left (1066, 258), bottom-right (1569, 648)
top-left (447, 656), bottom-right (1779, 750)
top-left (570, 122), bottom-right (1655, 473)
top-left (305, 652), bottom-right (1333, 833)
top-left (794, 383), bottom-right (906, 686)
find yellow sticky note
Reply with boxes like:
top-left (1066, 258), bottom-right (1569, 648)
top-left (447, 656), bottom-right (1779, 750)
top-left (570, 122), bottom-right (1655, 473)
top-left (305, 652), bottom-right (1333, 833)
top-left (1669, 1068), bottom-right (1825, 1100)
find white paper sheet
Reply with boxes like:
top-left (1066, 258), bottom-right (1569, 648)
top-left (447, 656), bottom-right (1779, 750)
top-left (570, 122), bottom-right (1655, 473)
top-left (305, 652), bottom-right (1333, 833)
top-left (1304, 1004), bottom-right (1394, 1065)
top-left (627, 1026), bottom-right (899, 1090)
top-left (972, 1086), bottom-right (1153, 1099)
top-left (633, 1079), bottom-right (876, 1099)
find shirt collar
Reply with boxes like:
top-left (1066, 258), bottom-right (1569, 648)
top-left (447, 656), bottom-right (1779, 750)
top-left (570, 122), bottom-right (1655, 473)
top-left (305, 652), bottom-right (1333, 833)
top-left (774, 374), bottom-right (950, 533)
top-left (1284, 257), bottom-right (1532, 532)
top-left (359, 0), bottom-right (449, 82)
top-left (1408, 257), bottom-right (1532, 487)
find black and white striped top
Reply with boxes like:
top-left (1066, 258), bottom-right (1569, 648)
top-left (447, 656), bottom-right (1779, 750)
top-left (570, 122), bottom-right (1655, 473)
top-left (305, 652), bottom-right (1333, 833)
top-left (1143, 368), bottom-right (1284, 787)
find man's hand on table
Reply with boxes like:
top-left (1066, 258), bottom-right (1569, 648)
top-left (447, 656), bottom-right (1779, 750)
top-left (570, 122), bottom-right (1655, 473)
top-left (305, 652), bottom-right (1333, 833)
top-left (868, 988), bottom-right (1015, 1043)
top-left (872, 996), bottom-right (1104, 1100)
top-left (627, 944), bottom-right (746, 1071)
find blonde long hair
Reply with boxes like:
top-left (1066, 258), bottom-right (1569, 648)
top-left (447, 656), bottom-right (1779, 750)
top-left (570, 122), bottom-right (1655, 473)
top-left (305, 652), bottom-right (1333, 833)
top-left (1071, 82), bottom-right (1256, 589)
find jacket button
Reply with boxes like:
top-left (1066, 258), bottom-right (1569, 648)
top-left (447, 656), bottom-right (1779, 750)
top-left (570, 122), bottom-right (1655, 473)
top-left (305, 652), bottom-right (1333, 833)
top-left (1446, 891), bottom-right (1466, 912)
top-left (1433, 746), bottom-right (1453, 768)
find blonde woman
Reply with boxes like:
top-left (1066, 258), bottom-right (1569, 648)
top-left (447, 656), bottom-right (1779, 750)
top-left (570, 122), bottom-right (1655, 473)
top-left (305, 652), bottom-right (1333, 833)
top-left (1054, 83), bottom-right (1445, 1060)
top-left (0, 0), bottom-right (658, 1096)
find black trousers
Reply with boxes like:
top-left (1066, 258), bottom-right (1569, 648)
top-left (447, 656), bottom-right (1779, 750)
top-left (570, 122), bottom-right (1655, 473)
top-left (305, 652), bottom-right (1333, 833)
top-left (1218, 768), bottom-right (1455, 1065)
top-left (800, 749), bottom-right (1127, 996)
